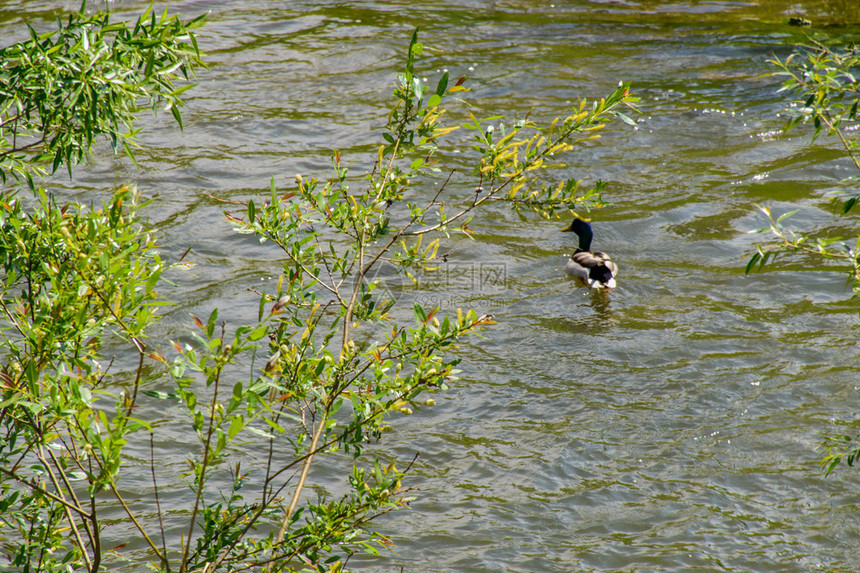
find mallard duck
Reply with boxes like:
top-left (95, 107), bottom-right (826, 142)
top-left (562, 218), bottom-right (618, 290)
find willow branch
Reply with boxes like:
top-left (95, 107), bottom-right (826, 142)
top-left (150, 431), bottom-right (171, 573)
top-left (107, 481), bottom-right (166, 562)
top-left (39, 448), bottom-right (92, 571)
top-left (275, 414), bottom-right (325, 546)
top-left (0, 466), bottom-right (92, 517)
top-left (179, 350), bottom-right (224, 573)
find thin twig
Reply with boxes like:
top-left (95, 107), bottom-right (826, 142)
top-left (39, 448), bottom-right (92, 571)
top-left (0, 466), bottom-right (92, 517)
top-left (179, 323), bottom-right (227, 573)
top-left (151, 431), bottom-right (171, 573)
top-left (275, 415), bottom-right (325, 545)
top-left (108, 481), bottom-right (167, 562)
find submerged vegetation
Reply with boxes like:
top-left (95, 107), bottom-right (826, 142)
top-left (0, 3), bottom-right (636, 570)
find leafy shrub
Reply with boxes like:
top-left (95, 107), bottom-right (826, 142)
top-left (0, 8), bottom-right (635, 571)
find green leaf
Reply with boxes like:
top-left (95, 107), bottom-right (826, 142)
top-left (435, 71), bottom-right (449, 97)
top-left (171, 105), bottom-right (184, 129)
top-left (206, 307), bottom-right (219, 337)
top-left (0, 394), bottom-right (24, 409)
top-left (413, 302), bottom-right (427, 323)
top-left (144, 50), bottom-right (155, 79)
top-left (245, 426), bottom-right (275, 439)
top-left (248, 324), bottom-right (268, 341)
top-left (126, 418), bottom-right (154, 432)
top-left (314, 358), bottom-right (327, 376)
top-left (228, 415), bottom-right (244, 441)
top-left (611, 111), bottom-right (638, 127)
top-left (745, 252), bottom-right (761, 275)
top-left (142, 390), bottom-right (175, 400)
top-left (776, 209), bottom-right (798, 223)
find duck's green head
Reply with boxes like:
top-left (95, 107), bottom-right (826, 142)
top-left (561, 217), bottom-right (593, 251)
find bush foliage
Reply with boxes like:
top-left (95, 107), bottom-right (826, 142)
top-left (749, 40), bottom-right (860, 475)
top-left (0, 6), bottom-right (636, 572)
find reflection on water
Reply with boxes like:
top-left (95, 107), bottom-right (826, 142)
top-left (4, 0), bottom-right (860, 571)
top-left (546, 288), bottom-right (617, 336)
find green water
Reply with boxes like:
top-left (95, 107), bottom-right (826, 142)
top-left (4, 0), bottom-right (860, 570)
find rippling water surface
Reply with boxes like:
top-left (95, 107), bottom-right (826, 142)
top-left (5, 0), bottom-right (860, 570)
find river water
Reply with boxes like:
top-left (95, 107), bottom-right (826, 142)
top-left (4, 0), bottom-right (860, 571)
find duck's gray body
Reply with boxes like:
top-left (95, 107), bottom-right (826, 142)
top-left (565, 250), bottom-right (618, 289)
top-left (562, 219), bottom-right (618, 290)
